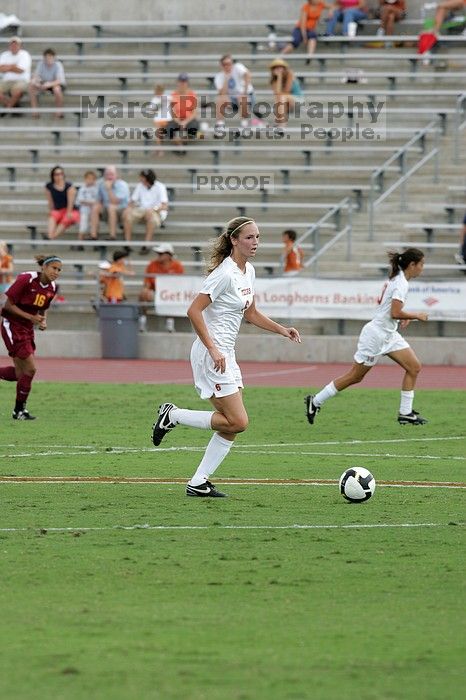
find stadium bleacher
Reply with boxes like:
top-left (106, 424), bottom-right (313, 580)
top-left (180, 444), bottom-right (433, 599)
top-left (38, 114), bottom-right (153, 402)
top-left (0, 17), bottom-right (464, 315)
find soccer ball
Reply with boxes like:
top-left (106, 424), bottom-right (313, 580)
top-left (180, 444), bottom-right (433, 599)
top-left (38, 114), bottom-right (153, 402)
top-left (339, 467), bottom-right (376, 503)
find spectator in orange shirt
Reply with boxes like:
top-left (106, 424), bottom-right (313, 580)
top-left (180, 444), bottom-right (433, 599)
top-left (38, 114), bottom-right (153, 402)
top-left (282, 0), bottom-right (330, 58)
top-left (139, 243), bottom-right (185, 304)
top-left (138, 243), bottom-right (185, 331)
top-left (0, 240), bottom-right (14, 295)
top-left (282, 230), bottom-right (304, 275)
top-left (166, 73), bottom-right (199, 149)
top-left (102, 249), bottom-right (134, 303)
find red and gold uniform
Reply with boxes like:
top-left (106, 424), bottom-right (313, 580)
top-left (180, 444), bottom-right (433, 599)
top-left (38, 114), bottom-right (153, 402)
top-left (1, 271), bottom-right (57, 358)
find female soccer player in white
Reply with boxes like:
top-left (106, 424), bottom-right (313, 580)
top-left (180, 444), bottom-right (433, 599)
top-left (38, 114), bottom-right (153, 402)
top-left (305, 247), bottom-right (429, 426)
top-left (151, 216), bottom-right (301, 497)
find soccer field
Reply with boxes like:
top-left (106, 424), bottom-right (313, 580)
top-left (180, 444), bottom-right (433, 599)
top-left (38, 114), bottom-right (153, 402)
top-left (1, 382), bottom-right (464, 700)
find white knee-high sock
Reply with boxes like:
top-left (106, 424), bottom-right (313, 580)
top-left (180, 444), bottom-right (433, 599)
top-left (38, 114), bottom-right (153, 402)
top-left (399, 390), bottom-right (414, 415)
top-left (189, 433), bottom-right (233, 486)
top-left (171, 408), bottom-right (214, 430)
top-left (313, 381), bottom-right (338, 407)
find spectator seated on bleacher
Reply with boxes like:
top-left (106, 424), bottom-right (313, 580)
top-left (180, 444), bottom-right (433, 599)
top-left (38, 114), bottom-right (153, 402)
top-left (90, 166), bottom-right (130, 242)
top-left (269, 59), bottom-right (302, 127)
top-left (433, 0), bottom-right (466, 34)
top-left (165, 73), bottom-right (199, 148)
top-left (281, 0), bottom-right (330, 59)
top-left (326, 0), bottom-right (368, 36)
top-left (75, 170), bottom-right (98, 244)
top-left (377, 0), bottom-right (407, 36)
top-left (138, 242), bottom-right (185, 331)
top-left (29, 48), bottom-right (66, 119)
top-left (44, 165), bottom-right (80, 240)
top-left (214, 54), bottom-right (255, 132)
top-left (0, 35), bottom-right (31, 112)
top-left (123, 169), bottom-right (169, 254)
top-left (148, 83), bottom-right (171, 144)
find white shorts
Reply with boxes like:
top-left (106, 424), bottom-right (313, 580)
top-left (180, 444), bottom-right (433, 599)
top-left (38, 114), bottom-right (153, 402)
top-left (190, 338), bottom-right (243, 400)
top-left (354, 322), bottom-right (409, 367)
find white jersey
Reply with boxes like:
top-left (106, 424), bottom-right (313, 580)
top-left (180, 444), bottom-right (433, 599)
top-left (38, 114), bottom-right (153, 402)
top-left (371, 271), bottom-right (409, 334)
top-left (199, 256), bottom-right (255, 350)
top-left (214, 63), bottom-right (254, 97)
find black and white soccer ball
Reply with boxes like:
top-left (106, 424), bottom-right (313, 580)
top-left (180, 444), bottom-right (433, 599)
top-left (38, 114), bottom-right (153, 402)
top-left (339, 467), bottom-right (376, 503)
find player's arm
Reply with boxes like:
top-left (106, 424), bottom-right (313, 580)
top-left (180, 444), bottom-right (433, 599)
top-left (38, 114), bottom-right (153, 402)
top-left (3, 297), bottom-right (45, 326)
top-left (391, 299), bottom-right (428, 322)
top-left (187, 293), bottom-right (226, 372)
top-left (244, 298), bottom-right (301, 342)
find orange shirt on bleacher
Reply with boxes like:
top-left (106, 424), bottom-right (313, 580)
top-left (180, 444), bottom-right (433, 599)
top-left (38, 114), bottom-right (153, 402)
top-left (103, 260), bottom-right (127, 302)
top-left (170, 91), bottom-right (198, 121)
top-left (144, 259), bottom-right (185, 291)
top-left (297, 2), bottom-right (326, 30)
top-left (283, 245), bottom-right (304, 273)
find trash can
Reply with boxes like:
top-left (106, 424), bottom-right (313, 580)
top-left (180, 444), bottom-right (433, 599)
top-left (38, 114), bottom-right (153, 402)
top-left (98, 303), bottom-right (140, 359)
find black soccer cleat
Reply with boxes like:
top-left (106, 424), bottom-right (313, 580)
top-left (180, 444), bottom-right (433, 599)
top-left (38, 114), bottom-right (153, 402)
top-left (186, 480), bottom-right (228, 498)
top-left (12, 409), bottom-right (36, 420)
top-left (304, 394), bottom-right (320, 425)
top-left (397, 410), bottom-right (428, 425)
top-left (151, 402), bottom-right (177, 445)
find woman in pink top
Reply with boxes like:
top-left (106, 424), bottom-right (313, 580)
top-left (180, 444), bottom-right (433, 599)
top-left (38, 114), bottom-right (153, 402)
top-left (326, 0), bottom-right (368, 36)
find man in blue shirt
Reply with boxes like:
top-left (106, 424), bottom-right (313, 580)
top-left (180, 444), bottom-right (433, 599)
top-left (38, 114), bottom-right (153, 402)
top-left (90, 166), bottom-right (130, 240)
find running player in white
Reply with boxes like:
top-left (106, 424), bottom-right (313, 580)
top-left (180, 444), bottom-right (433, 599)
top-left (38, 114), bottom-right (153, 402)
top-left (151, 216), bottom-right (301, 497)
top-left (305, 248), bottom-right (429, 426)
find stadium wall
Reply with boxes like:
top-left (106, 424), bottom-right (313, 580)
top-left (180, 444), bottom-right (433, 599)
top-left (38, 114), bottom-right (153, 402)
top-left (33, 331), bottom-right (466, 365)
top-left (6, 0), bottom-right (428, 23)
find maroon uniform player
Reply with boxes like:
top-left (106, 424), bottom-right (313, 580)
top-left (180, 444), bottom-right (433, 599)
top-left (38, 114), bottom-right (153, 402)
top-left (0, 254), bottom-right (62, 419)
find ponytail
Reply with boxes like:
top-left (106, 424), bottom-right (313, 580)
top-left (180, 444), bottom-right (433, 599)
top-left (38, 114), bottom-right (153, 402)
top-left (206, 216), bottom-right (255, 274)
top-left (387, 247), bottom-right (424, 279)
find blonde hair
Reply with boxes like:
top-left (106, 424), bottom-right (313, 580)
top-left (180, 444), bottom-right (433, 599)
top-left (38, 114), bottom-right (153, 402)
top-left (206, 216), bottom-right (255, 274)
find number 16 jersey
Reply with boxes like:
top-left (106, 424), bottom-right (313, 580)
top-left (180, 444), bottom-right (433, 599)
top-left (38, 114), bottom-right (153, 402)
top-left (2, 271), bottom-right (57, 329)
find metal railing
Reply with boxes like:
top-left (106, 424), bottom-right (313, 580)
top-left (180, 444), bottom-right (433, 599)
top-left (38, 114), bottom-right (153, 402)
top-left (368, 118), bottom-right (441, 240)
top-left (297, 197), bottom-right (353, 277)
top-left (454, 93), bottom-right (466, 164)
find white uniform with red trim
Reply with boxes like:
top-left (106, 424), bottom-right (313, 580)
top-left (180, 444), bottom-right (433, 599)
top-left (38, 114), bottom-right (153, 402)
top-left (190, 256), bottom-right (255, 399)
top-left (354, 271), bottom-right (410, 366)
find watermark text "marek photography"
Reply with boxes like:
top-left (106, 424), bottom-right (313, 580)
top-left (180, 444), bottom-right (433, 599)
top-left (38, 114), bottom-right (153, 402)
top-left (80, 95), bottom-right (386, 142)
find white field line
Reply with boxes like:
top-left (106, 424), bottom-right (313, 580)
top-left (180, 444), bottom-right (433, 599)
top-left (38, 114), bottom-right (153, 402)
top-left (1, 435), bottom-right (463, 450)
top-left (1, 447), bottom-right (464, 461)
top-left (0, 478), bottom-right (464, 489)
top-left (1, 434), bottom-right (465, 460)
top-left (234, 450), bottom-right (466, 461)
top-left (0, 522), bottom-right (451, 534)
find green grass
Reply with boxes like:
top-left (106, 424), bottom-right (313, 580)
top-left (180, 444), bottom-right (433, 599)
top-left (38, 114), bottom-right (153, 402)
top-left (0, 383), bottom-right (464, 700)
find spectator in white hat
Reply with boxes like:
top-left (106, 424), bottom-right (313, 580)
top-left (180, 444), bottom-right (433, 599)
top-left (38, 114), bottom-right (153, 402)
top-left (138, 243), bottom-right (184, 332)
top-left (139, 243), bottom-right (184, 304)
top-left (0, 36), bottom-right (31, 111)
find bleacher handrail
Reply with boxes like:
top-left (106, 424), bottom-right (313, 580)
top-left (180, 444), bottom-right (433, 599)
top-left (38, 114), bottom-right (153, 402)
top-left (368, 117), bottom-right (443, 240)
top-left (454, 93), bottom-right (466, 164)
top-left (293, 197), bottom-right (353, 277)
